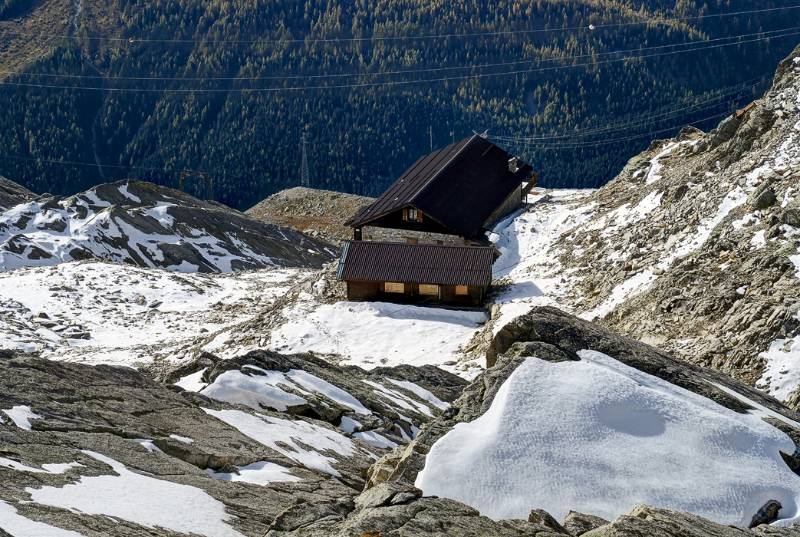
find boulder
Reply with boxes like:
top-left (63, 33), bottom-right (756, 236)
top-left (749, 185), bottom-right (777, 209)
top-left (782, 202), bottom-right (800, 227)
top-left (563, 511), bottom-right (610, 536)
top-left (528, 509), bottom-right (569, 534)
top-left (749, 500), bottom-right (783, 528)
top-left (581, 505), bottom-right (796, 537)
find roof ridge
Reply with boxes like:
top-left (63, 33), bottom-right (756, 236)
top-left (345, 240), bottom-right (494, 250)
top-left (408, 134), bottom-right (480, 204)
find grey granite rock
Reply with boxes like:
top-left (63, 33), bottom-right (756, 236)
top-left (582, 506), bottom-right (800, 537)
top-left (563, 511), bottom-right (610, 535)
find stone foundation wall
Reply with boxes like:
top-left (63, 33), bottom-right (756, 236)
top-left (362, 226), bottom-right (470, 245)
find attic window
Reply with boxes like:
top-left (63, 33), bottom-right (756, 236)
top-left (403, 208), bottom-right (422, 222)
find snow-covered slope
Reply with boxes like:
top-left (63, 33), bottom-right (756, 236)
top-left (0, 180), bottom-right (335, 272)
top-left (484, 45), bottom-right (800, 408)
top-left (0, 261), bottom-right (306, 366)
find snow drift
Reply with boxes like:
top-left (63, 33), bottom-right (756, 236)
top-left (416, 350), bottom-right (800, 526)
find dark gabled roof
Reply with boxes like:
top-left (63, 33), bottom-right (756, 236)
top-left (345, 135), bottom-right (533, 237)
top-left (337, 241), bottom-right (494, 287)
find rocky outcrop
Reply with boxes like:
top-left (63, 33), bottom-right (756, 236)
top-left (563, 511), bottom-right (611, 536)
top-left (0, 349), bottom-right (467, 536)
top-left (169, 349), bottom-right (466, 450)
top-left (263, 306), bottom-right (800, 536)
top-left (487, 307), bottom-right (798, 419)
top-left (0, 340), bottom-right (472, 537)
top-left (0, 176), bottom-right (34, 210)
top-left (530, 44), bottom-right (800, 405)
top-left (0, 180), bottom-right (336, 272)
top-left (247, 187), bottom-right (374, 244)
top-left (582, 506), bottom-right (800, 537)
top-left (265, 482), bottom-right (566, 536)
top-left (372, 307), bottom-right (800, 492)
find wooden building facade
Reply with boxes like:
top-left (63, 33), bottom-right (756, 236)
top-left (337, 241), bottom-right (494, 307)
top-left (338, 135), bottom-right (536, 307)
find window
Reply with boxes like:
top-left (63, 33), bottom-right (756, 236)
top-left (406, 238), bottom-right (418, 244)
top-left (384, 282), bottom-right (405, 293)
top-left (455, 285), bottom-right (469, 296)
top-left (403, 208), bottom-right (422, 222)
top-left (419, 284), bottom-right (440, 296)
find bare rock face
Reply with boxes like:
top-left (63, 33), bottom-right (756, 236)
top-left (266, 482), bottom-right (565, 537)
top-left (0, 180), bottom-right (336, 272)
top-left (0, 176), bottom-right (34, 210)
top-left (0, 348), bottom-right (468, 537)
top-left (563, 511), bottom-right (611, 536)
top-left (582, 506), bottom-right (800, 537)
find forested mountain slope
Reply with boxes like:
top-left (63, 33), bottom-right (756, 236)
top-left (0, 0), bottom-right (799, 209)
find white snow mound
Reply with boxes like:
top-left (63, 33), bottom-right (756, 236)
top-left (416, 350), bottom-right (800, 526)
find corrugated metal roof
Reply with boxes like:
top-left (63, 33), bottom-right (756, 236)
top-left (345, 136), bottom-right (533, 237)
top-left (337, 241), bottom-right (494, 287)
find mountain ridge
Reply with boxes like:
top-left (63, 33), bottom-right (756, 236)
top-left (1, 0), bottom-right (798, 207)
top-left (0, 178), bottom-right (335, 272)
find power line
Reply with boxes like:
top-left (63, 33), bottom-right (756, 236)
top-left (0, 153), bottom-right (203, 175)
top-left (1, 26), bottom-right (796, 83)
top-left (495, 109), bottom-right (734, 150)
top-left (2, 4), bottom-right (799, 45)
top-left (492, 78), bottom-right (766, 143)
top-left (1, 28), bottom-right (797, 94)
top-left (0, 102), bottom-right (745, 177)
top-left (493, 79), bottom-right (766, 145)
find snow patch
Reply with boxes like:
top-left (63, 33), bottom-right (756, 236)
top-left (354, 430), bottom-right (398, 449)
top-left (0, 458), bottom-right (82, 475)
top-left (0, 500), bottom-right (87, 537)
top-left (757, 327), bottom-right (800, 402)
top-left (26, 450), bottom-right (246, 537)
top-left (174, 368), bottom-right (208, 392)
top-left (206, 461), bottom-right (300, 485)
top-left (285, 369), bottom-right (371, 415)
top-left (386, 378), bottom-right (449, 411)
top-left (203, 408), bottom-right (359, 477)
top-left (200, 369), bottom-right (308, 412)
top-left (339, 416), bottom-right (361, 433)
top-left (271, 300), bottom-right (486, 370)
top-left (118, 183), bottom-right (142, 204)
top-left (416, 350), bottom-right (800, 526)
top-left (2, 406), bottom-right (41, 430)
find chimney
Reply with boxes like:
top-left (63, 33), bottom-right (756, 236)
top-left (508, 157), bottom-right (521, 174)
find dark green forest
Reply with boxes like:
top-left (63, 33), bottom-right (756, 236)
top-left (0, 0), bottom-right (798, 209)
